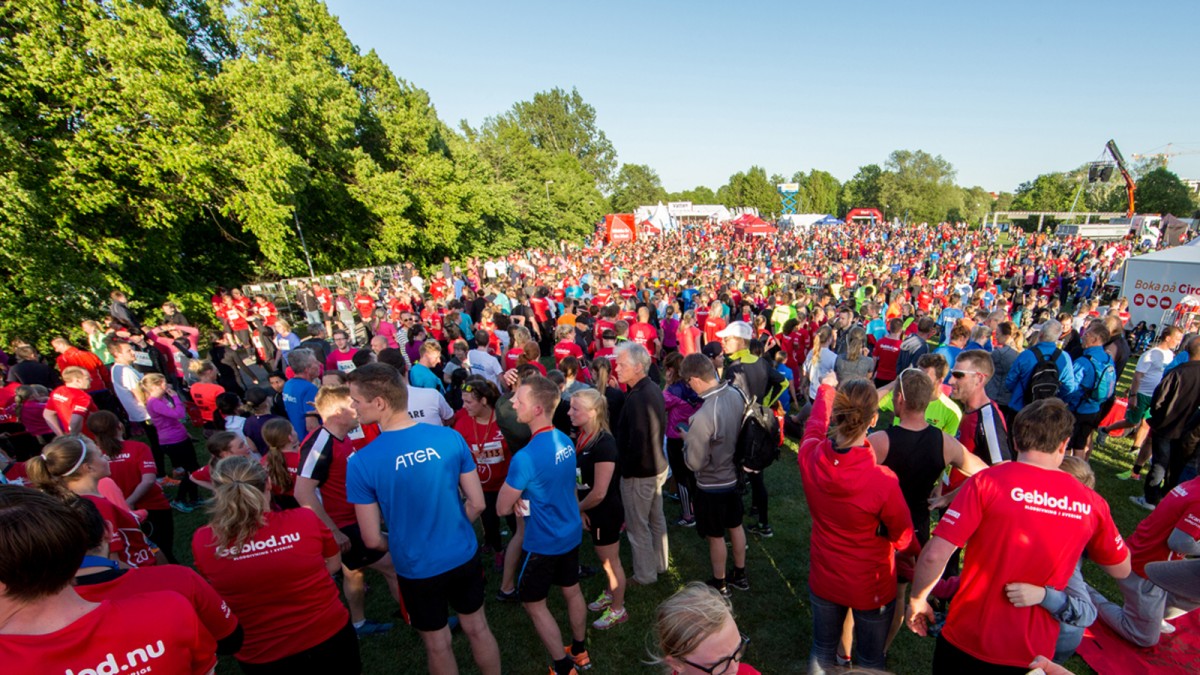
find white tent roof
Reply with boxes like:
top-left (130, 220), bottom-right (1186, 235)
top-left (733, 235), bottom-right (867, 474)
top-left (1128, 243), bottom-right (1200, 264)
top-left (780, 213), bottom-right (829, 228)
top-left (648, 202), bottom-right (671, 230)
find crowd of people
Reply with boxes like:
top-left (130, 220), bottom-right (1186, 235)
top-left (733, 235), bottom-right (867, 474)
top-left (1, 216), bottom-right (1199, 675)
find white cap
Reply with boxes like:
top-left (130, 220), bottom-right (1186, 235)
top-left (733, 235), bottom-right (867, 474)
top-left (716, 321), bottom-right (753, 340)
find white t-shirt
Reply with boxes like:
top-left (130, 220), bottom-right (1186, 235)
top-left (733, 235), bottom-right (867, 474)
top-left (483, 261), bottom-right (497, 279)
top-left (111, 363), bottom-right (148, 423)
top-left (406, 386), bottom-right (453, 426)
top-left (1135, 346), bottom-right (1174, 396)
top-left (468, 349), bottom-right (504, 386)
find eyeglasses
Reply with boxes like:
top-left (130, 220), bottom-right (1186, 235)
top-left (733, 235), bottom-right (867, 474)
top-left (951, 370), bottom-right (982, 379)
top-left (680, 634), bottom-right (750, 675)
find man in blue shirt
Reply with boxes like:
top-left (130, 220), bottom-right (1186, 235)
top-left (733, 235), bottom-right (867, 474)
top-left (1004, 319), bottom-right (1078, 412)
top-left (344, 363), bottom-right (500, 675)
top-left (1064, 325), bottom-right (1115, 460)
top-left (498, 376), bottom-right (589, 675)
top-left (937, 298), bottom-right (965, 343)
top-left (281, 347), bottom-right (321, 439)
top-left (934, 323), bottom-right (970, 383)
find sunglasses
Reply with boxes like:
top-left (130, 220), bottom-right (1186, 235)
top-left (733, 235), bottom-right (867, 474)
top-left (951, 370), bottom-right (982, 379)
top-left (680, 634), bottom-right (750, 675)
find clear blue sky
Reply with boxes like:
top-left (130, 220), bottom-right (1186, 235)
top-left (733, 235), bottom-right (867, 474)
top-left (323, 0), bottom-right (1200, 194)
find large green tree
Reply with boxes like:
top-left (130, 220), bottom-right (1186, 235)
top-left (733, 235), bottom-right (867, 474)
top-left (502, 87), bottom-right (617, 190)
top-left (716, 166), bottom-right (779, 217)
top-left (609, 164), bottom-right (667, 213)
top-left (666, 186), bottom-right (718, 204)
top-left (838, 164), bottom-right (885, 215)
top-left (791, 170), bottom-right (840, 214)
top-left (1134, 167), bottom-right (1196, 216)
top-left (879, 150), bottom-right (960, 223)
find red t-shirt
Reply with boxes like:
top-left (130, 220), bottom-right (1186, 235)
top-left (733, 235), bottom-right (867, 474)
top-left (107, 440), bottom-right (171, 511)
top-left (224, 305), bottom-right (250, 331)
top-left (935, 462), bottom-right (1127, 667)
top-left (314, 287), bottom-right (333, 314)
top-left (677, 326), bottom-right (701, 356)
top-left (75, 564), bottom-right (239, 643)
top-left (628, 322), bottom-right (658, 350)
top-left (48, 385), bottom-right (97, 436)
top-left (56, 347), bottom-right (110, 391)
top-left (191, 464), bottom-right (213, 485)
top-left (354, 294), bottom-right (375, 319)
top-left (873, 336), bottom-right (903, 382)
top-left (530, 296), bottom-right (551, 323)
top-left (0, 593), bottom-right (217, 675)
top-left (347, 422), bottom-right (380, 452)
top-left (192, 508), bottom-right (346, 664)
top-left (297, 428), bottom-right (357, 528)
top-left (504, 347), bottom-right (523, 371)
top-left (452, 410), bottom-right (510, 492)
top-left (189, 382), bottom-right (224, 423)
top-left (82, 494), bottom-right (158, 568)
top-left (553, 340), bottom-right (584, 364)
top-left (1126, 477), bottom-right (1200, 577)
top-left (703, 316), bottom-right (726, 345)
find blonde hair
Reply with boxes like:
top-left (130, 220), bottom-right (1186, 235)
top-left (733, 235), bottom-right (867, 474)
top-left (650, 582), bottom-right (735, 672)
top-left (206, 456), bottom-right (269, 550)
top-left (136, 373), bottom-right (167, 406)
top-left (25, 435), bottom-right (99, 500)
top-left (313, 385), bottom-right (353, 418)
top-left (1059, 455), bottom-right (1096, 489)
top-left (61, 366), bottom-right (88, 383)
top-left (570, 388), bottom-right (610, 434)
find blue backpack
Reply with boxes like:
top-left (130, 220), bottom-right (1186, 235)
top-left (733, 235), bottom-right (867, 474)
top-left (1080, 356), bottom-right (1116, 405)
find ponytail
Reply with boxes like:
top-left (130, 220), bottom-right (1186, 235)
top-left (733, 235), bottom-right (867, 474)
top-left (261, 419), bottom-right (296, 494)
top-left (26, 435), bottom-right (97, 501)
top-left (593, 357), bottom-right (612, 392)
top-left (830, 379), bottom-right (878, 446)
top-left (206, 456), bottom-right (269, 550)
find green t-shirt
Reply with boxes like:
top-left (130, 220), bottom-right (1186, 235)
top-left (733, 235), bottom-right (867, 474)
top-left (878, 391), bottom-right (962, 437)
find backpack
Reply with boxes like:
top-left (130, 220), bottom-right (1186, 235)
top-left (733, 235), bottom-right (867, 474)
top-left (1079, 356), bottom-right (1116, 406)
top-left (1026, 347), bottom-right (1063, 403)
top-left (732, 386), bottom-right (781, 472)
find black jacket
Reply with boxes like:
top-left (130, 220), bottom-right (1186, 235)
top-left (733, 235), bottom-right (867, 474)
top-left (1149, 361), bottom-right (1200, 439)
top-left (615, 377), bottom-right (667, 478)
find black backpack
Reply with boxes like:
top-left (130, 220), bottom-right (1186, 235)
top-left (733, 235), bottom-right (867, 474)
top-left (1026, 348), bottom-right (1063, 403)
top-left (732, 386), bottom-right (781, 472)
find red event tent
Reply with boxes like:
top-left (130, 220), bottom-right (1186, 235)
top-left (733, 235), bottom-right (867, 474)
top-left (604, 214), bottom-right (636, 243)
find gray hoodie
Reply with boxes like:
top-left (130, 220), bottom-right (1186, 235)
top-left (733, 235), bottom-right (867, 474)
top-left (684, 383), bottom-right (744, 491)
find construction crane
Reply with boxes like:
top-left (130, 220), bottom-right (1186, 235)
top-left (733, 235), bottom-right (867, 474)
top-left (1105, 140), bottom-right (1136, 218)
top-left (1131, 143), bottom-right (1200, 167)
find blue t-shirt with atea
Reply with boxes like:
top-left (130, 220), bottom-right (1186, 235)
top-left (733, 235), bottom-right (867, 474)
top-left (282, 377), bottom-right (319, 439)
top-left (505, 428), bottom-right (582, 555)
top-left (345, 424), bottom-right (478, 579)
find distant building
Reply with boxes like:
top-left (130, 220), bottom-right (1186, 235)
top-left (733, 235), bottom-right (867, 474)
top-left (1182, 178), bottom-right (1200, 194)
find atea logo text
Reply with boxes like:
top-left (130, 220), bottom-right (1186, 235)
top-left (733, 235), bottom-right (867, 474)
top-left (216, 532), bottom-right (300, 558)
top-left (1010, 487), bottom-right (1091, 515)
top-left (66, 641), bottom-right (164, 675)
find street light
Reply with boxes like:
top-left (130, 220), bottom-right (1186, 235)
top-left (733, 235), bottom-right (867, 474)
top-left (545, 179), bottom-right (554, 202)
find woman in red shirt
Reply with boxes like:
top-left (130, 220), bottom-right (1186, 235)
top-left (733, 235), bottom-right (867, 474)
top-left (26, 435), bottom-right (161, 568)
top-left (0, 487), bottom-right (217, 675)
top-left (677, 311), bottom-right (702, 357)
top-left (260, 417), bottom-right (301, 510)
top-left (86, 411), bottom-right (176, 563)
top-left (192, 455), bottom-right (359, 674)
top-left (452, 378), bottom-right (512, 566)
top-left (797, 373), bottom-right (918, 671)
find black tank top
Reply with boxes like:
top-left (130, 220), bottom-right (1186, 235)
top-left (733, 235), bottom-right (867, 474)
top-left (882, 425), bottom-right (945, 544)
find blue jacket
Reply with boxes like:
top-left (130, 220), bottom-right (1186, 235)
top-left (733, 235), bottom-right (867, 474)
top-left (1064, 345), bottom-right (1114, 415)
top-left (1005, 342), bottom-right (1078, 411)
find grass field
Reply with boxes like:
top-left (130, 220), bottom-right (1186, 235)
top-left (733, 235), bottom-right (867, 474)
top-left (168, 365), bottom-right (1153, 674)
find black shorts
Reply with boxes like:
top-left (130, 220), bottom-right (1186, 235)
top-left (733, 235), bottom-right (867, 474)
top-left (339, 523), bottom-right (388, 571)
top-left (397, 556), bottom-right (485, 632)
top-left (694, 487), bottom-right (744, 539)
top-left (1069, 411), bottom-right (1103, 450)
top-left (517, 546), bottom-right (580, 602)
top-left (587, 507), bottom-right (623, 547)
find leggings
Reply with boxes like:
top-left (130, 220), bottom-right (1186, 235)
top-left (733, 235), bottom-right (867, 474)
top-left (238, 620), bottom-right (361, 675)
top-left (143, 508), bottom-right (176, 564)
top-left (747, 469), bottom-right (768, 527)
top-left (161, 439), bottom-right (201, 503)
top-left (665, 437), bottom-right (694, 520)
top-left (482, 490), bottom-right (516, 552)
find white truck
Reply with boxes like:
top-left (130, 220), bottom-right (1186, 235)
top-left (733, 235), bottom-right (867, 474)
top-left (1056, 215), bottom-right (1161, 248)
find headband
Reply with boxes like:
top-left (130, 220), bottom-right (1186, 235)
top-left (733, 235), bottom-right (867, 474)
top-left (45, 438), bottom-right (90, 477)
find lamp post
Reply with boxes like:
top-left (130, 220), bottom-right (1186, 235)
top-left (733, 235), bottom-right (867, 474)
top-left (545, 179), bottom-right (554, 202)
